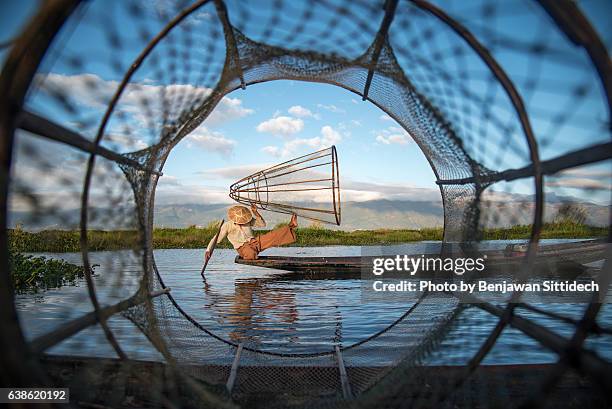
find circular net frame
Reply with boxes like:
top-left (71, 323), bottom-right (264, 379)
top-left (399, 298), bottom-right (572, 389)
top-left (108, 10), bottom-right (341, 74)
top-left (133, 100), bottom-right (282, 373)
top-left (0, 0), bottom-right (610, 408)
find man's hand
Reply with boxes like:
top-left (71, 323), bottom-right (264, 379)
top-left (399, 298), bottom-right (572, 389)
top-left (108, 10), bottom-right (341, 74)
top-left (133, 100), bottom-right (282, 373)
top-left (204, 251), bottom-right (211, 263)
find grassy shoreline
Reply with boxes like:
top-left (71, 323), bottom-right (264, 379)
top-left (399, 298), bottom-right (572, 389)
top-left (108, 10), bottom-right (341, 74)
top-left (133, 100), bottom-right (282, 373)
top-left (8, 222), bottom-right (607, 253)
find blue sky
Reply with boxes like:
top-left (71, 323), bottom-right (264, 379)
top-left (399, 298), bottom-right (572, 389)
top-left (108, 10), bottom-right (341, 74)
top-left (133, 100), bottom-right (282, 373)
top-left (157, 80), bottom-right (440, 205)
top-left (2, 0), bottom-right (610, 213)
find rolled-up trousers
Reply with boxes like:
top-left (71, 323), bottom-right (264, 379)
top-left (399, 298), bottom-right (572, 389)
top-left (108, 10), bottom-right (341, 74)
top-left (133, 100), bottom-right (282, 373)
top-left (237, 225), bottom-right (297, 260)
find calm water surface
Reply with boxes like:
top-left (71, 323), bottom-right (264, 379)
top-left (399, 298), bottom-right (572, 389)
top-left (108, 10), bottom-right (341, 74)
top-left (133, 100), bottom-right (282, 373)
top-left (15, 241), bottom-right (612, 365)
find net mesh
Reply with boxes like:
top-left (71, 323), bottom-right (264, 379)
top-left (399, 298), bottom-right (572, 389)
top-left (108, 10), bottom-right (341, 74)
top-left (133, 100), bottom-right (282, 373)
top-left (229, 146), bottom-right (341, 225)
top-left (1, 0), bottom-right (610, 408)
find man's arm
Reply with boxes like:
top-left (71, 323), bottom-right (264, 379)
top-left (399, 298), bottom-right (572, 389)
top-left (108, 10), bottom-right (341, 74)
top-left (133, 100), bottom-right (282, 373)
top-left (205, 222), bottom-right (227, 261)
top-left (251, 204), bottom-right (266, 227)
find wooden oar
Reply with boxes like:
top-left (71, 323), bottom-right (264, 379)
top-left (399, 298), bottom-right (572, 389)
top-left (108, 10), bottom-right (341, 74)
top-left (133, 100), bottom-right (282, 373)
top-left (201, 219), bottom-right (224, 280)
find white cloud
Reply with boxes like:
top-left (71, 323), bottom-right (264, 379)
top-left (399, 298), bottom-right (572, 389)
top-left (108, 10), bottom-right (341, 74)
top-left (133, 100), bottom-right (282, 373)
top-left (186, 126), bottom-right (236, 156)
top-left (207, 96), bottom-right (254, 125)
top-left (337, 120), bottom-right (360, 135)
top-left (8, 131), bottom-right (132, 214)
top-left (340, 179), bottom-right (440, 202)
top-left (261, 125), bottom-right (342, 158)
top-left (317, 103), bottom-right (346, 113)
top-left (35, 73), bottom-right (254, 135)
top-left (104, 133), bottom-right (148, 151)
top-left (197, 163), bottom-right (273, 180)
top-left (193, 11), bottom-right (213, 21)
top-left (34, 73), bottom-right (111, 109)
top-left (557, 167), bottom-right (611, 179)
top-left (282, 125), bottom-right (342, 152)
top-left (158, 183), bottom-right (433, 209)
top-left (155, 184), bottom-right (233, 205)
top-left (320, 125), bottom-right (342, 144)
top-left (261, 146), bottom-right (281, 157)
top-left (158, 174), bottom-right (182, 186)
top-left (288, 105), bottom-right (319, 119)
top-left (375, 126), bottom-right (412, 145)
top-left (547, 177), bottom-right (610, 191)
top-left (379, 114), bottom-right (393, 121)
top-left (191, 164), bottom-right (441, 204)
top-left (547, 167), bottom-right (612, 191)
top-left (376, 134), bottom-right (408, 145)
top-left (256, 115), bottom-right (304, 136)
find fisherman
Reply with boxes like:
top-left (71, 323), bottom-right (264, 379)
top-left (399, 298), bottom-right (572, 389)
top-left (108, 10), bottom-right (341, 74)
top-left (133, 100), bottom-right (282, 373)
top-left (205, 204), bottom-right (298, 261)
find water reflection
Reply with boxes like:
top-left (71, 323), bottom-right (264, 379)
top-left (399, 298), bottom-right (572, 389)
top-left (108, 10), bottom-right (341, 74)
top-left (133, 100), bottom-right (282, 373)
top-left (201, 275), bottom-right (298, 344)
top-left (13, 242), bottom-right (612, 364)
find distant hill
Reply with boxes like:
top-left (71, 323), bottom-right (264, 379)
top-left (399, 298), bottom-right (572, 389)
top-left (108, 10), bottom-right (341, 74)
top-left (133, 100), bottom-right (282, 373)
top-left (8, 198), bottom-right (609, 231)
top-left (152, 200), bottom-right (445, 230)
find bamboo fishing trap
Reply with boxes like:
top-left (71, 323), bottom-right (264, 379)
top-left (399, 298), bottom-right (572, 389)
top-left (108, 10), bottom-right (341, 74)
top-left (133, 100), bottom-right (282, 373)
top-left (229, 146), bottom-right (341, 225)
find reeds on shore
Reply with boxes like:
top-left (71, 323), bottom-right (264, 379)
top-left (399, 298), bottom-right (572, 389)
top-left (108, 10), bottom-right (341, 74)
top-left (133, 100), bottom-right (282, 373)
top-left (7, 221), bottom-right (607, 253)
top-left (7, 221), bottom-right (606, 292)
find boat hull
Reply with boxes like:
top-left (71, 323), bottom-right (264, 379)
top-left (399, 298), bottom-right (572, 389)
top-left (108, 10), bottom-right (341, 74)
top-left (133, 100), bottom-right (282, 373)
top-left (234, 240), bottom-right (606, 279)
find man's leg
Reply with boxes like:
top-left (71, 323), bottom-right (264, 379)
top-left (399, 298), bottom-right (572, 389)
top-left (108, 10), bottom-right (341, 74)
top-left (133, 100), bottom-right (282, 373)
top-left (256, 224), bottom-right (297, 251)
top-left (237, 241), bottom-right (259, 260)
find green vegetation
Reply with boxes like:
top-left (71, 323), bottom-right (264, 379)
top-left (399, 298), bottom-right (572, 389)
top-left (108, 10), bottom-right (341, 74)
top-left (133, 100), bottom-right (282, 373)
top-left (9, 249), bottom-right (97, 293)
top-left (7, 221), bottom-right (606, 253)
top-left (7, 203), bottom-right (604, 293)
top-left (482, 221), bottom-right (607, 241)
top-left (291, 225), bottom-right (443, 245)
top-left (8, 227), bottom-right (140, 252)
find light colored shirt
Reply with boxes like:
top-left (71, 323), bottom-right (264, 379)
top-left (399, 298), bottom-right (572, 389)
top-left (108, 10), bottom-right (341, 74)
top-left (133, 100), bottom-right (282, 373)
top-left (206, 213), bottom-right (266, 253)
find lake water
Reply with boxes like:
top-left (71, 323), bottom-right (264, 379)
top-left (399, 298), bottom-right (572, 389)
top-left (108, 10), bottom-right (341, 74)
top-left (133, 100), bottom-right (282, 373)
top-left (15, 241), bottom-right (612, 365)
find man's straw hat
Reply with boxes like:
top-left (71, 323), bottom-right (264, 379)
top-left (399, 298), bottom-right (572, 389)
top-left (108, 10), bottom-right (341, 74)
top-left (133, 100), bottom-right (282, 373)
top-left (228, 205), bottom-right (253, 225)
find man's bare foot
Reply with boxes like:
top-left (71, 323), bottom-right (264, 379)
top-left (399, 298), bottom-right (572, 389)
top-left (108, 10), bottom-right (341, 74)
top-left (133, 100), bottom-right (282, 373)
top-left (289, 214), bottom-right (298, 228)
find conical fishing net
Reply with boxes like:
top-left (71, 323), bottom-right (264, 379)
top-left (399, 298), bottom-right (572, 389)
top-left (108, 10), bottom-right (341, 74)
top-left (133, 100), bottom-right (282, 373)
top-left (230, 146), bottom-right (341, 225)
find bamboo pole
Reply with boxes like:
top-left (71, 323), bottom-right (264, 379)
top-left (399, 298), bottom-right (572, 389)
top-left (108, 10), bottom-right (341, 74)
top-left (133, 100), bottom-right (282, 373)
top-left (336, 345), bottom-right (353, 399)
top-left (17, 110), bottom-right (162, 176)
top-left (29, 288), bottom-right (171, 354)
top-left (201, 219), bottom-right (224, 280)
top-left (464, 294), bottom-right (612, 391)
top-left (226, 343), bottom-right (243, 394)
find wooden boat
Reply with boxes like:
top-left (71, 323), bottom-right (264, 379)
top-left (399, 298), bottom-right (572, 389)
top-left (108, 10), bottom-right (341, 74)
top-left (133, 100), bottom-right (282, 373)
top-left (235, 239), bottom-right (607, 278)
top-left (235, 255), bottom-right (366, 276)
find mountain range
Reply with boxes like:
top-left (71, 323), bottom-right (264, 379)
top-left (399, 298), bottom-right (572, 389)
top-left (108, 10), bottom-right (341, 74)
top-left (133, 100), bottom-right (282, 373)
top-left (8, 197), bottom-right (609, 231)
